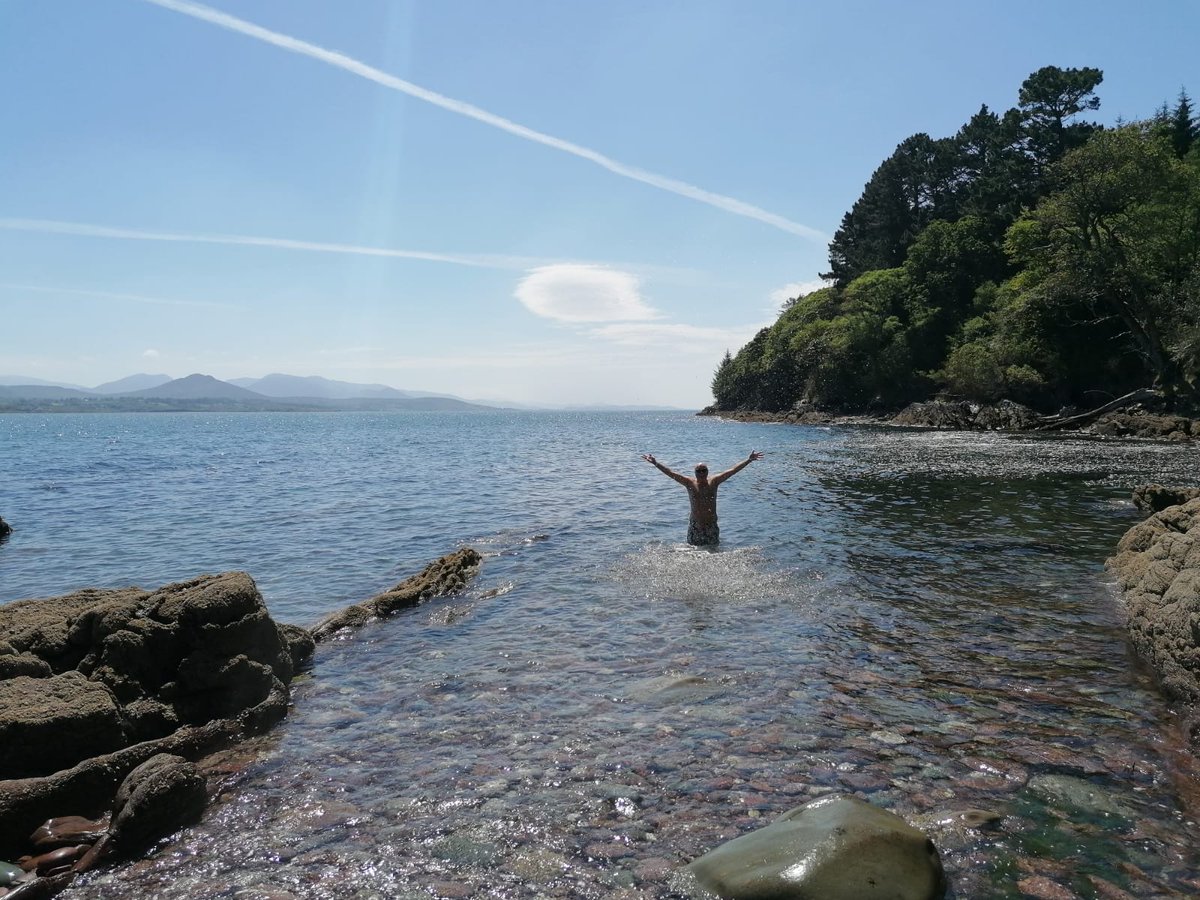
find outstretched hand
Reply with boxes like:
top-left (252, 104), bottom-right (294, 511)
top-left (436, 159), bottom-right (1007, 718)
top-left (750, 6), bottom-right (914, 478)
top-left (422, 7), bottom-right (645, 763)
top-left (642, 453), bottom-right (657, 465)
top-left (749, 450), bottom-right (764, 462)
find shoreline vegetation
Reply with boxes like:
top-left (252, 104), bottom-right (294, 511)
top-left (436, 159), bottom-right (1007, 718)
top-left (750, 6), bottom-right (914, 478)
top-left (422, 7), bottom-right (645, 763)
top-left (709, 66), bottom-right (1200, 431)
top-left (699, 394), bottom-right (1200, 442)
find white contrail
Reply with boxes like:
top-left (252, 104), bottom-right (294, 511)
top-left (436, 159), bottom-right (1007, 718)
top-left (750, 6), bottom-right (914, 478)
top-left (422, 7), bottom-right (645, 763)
top-left (0, 217), bottom-right (703, 280)
top-left (138, 0), bottom-right (825, 243)
top-left (0, 282), bottom-right (238, 310)
top-left (0, 217), bottom-right (509, 268)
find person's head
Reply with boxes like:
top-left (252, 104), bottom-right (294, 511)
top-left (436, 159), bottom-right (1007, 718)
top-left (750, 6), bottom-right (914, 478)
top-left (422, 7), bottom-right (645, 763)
top-left (694, 463), bottom-right (709, 482)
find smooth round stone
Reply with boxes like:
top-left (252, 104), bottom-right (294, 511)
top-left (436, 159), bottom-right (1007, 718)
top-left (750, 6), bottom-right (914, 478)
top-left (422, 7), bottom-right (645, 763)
top-left (685, 793), bottom-right (946, 899)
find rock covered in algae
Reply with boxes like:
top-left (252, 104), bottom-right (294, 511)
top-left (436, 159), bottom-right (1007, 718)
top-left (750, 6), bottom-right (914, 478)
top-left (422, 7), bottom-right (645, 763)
top-left (683, 793), bottom-right (946, 899)
top-left (0, 572), bottom-right (312, 782)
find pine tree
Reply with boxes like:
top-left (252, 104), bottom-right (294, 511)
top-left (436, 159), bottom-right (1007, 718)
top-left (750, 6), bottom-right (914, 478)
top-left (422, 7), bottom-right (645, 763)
top-left (1170, 89), bottom-right (1197, 158)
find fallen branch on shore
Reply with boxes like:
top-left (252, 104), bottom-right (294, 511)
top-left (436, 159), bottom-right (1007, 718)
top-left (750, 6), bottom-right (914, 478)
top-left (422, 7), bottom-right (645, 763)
top-left (1035, 388), bottom-right (1161, 431)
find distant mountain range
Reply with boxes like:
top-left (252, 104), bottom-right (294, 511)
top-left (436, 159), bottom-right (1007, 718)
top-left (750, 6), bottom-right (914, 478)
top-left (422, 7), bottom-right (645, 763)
top-left (0, 373), bottom-right (500, 413)
top-left (0, 372), bottom-right (690, 413)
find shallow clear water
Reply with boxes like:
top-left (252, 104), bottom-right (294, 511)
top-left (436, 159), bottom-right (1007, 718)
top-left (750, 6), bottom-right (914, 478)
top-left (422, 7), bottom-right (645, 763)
top-left (2, 412), bottom-right (1199, 898)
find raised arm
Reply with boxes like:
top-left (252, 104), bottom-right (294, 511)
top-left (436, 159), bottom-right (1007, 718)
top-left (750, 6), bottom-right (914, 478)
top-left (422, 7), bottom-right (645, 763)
top-left (642, 453), bottom-right (691, 487)
top-left (711, 450), bottom-right (764, 486)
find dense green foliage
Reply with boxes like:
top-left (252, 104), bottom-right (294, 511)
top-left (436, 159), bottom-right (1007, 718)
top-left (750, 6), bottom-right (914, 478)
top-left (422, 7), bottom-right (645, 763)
top-left (714, 68), bottom-right (1200, 413)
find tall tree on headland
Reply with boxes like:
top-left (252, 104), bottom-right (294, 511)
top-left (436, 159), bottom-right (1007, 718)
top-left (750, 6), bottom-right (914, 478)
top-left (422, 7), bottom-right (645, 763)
top-left (1169, 89), bottom-right (1198, 158)
top-left (1017, 65), bottom-right (1103, 174)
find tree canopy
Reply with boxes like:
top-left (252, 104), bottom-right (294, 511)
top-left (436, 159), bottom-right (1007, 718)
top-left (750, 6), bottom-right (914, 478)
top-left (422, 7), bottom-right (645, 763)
top-left (713, 68), bottom-right (1200, 414)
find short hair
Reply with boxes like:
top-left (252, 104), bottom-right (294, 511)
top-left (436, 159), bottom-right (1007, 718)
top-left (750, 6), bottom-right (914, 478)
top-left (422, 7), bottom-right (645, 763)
top-left (694, 463), bottom-right (709, 474)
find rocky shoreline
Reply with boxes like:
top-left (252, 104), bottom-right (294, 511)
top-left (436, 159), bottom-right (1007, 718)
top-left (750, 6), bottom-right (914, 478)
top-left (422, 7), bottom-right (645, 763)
top-left (0, 549), bottom-right (481, 898)
top-left (1107, 489), bottom-right (1200, 715)
top-left (700, 398), bottom-right (1200, 441)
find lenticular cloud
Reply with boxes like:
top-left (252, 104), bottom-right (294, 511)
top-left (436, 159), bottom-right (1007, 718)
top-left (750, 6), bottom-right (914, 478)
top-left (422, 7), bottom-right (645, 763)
top-left (515, 265), bottom-right (659, 323)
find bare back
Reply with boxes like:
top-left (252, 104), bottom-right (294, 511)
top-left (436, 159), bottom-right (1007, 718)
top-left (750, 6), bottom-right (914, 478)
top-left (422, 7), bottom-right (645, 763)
top-left (685, 478), bottom-right (719, 527)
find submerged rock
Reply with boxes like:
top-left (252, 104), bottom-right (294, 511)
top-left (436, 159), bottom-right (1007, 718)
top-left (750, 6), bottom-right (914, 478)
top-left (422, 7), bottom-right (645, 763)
top-left (310, 547), bottom-right (482, 641)
top-left (1107, 498), bottom-right (1200, 704)
top-left (684, 793), bottom-right (946, 899)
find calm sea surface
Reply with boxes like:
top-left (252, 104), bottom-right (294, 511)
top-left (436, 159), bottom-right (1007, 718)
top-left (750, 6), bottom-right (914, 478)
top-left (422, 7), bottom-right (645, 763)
top-left (2, 411), bottom-right (1198, 898)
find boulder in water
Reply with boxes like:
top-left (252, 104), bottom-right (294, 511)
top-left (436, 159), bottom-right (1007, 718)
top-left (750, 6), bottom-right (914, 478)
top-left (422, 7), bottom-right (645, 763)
top-left (684, 793), bottom-right (946, 899)
top-left (1107, 497), bottom-right (1200, 703)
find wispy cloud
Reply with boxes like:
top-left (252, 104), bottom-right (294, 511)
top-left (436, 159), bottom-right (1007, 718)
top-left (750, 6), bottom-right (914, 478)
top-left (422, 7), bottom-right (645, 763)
top-left (0, 217), bottom-right (703, 281)
top-left (0, 281), bottom-right (239, 310)
top-left (588, 321), bottom-right (765, 353)
top-left (143, 349), bottom-right (161, 359)
top-left (139, 0), bottom-right (825, 243)
top-left (515, 265), bottom-right (660, 323)
top-left (0, 218), bottom-right (516, 269)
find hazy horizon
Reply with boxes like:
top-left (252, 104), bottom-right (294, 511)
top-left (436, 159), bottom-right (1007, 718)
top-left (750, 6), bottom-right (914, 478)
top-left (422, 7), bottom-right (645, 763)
top-left (0, 370), bottom-right (692, 409)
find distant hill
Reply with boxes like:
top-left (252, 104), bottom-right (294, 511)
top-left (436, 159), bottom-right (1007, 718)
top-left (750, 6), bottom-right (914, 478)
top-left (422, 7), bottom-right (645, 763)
top-left (0, 385), bottom-right (95, 400)
top-left (93, 373), bottom-right (172, 394)
top-left (0, 376), bottom-right (88, 390)
top-left (0, 371), bottom-right (508, 413)
top-left (126, 374), bottom-right (269, 401)
top-left (298, 396), bottom-right (495, 411)
top-left (233, 374), bottom-right (429, 400)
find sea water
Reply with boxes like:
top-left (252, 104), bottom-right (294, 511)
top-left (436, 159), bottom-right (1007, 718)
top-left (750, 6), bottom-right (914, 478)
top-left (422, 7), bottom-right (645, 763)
top-left (1, 411), bottom-right (1198, 897)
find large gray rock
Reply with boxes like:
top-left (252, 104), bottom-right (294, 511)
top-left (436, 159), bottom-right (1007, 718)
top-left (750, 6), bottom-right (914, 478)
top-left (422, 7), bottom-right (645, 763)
top-left (0, 574), bottom-right (311, 782)
top-left (685, 794), bottom-right (946, 900)
top-left (0, 717), bottom-right (241, 854)
top-left (0, 573), bottom-right (311, 856)
top-left (1107, 498), bottom-right (1200, 703)
top-left (0, 551), bottom-right (479, 868)
top-left (1091, 411), bottom-right (1195, 440)
top-left (892, 399), bottom-right (1038, 432)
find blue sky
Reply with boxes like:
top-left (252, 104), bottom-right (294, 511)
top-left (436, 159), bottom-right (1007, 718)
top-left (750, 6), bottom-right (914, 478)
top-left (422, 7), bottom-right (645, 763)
top-left (2, 0), bottom-right (1197, 407)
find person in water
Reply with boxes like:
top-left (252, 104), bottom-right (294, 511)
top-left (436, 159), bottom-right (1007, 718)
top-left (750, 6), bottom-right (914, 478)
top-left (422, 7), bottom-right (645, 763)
top-left (642, 451), bottom-right (764, 545)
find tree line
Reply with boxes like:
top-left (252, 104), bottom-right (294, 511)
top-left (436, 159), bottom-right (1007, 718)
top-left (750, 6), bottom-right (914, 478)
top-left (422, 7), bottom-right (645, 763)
top-left (711, 67), bottom-right (1200, 414)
